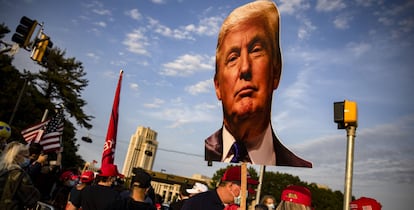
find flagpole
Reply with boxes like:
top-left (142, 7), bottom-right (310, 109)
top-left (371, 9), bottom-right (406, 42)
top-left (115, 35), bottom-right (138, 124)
top-left (101, 70), bottom-right (123, 167)
top-left (41, 109), bottom-right (49, 122)
top-left (35, 109), bottom-right (49, 143)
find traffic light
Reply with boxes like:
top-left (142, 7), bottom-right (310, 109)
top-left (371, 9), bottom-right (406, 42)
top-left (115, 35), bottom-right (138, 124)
top-left (11, 16), bottom-right (38, 48)
top-left (31, 33), bottom-right (53, 65)
top-left (334, 100), bottom-right (358, 129)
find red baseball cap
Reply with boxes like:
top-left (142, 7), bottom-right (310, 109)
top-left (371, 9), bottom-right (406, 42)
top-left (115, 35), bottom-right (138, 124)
top-left (80, 170), bottom-right (95, 183)
top-left (60, 171), bottom-right (78, 181)
top-left (221, 166), bottom-right (259, 185)
top-left (350, 197), bottom-right (381, 210)
top-left (281, 185), bottom-right (312, 207)
top-left (99, 164), bottom-right (124, 178)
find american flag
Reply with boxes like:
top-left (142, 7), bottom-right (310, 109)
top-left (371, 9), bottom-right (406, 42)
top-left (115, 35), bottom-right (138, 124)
top-left (21, 110), bottom-right (65, 152)
top-left (21, 120), bottom-right (49, 143)
top-left (41, 110), bottom-right (64, 152)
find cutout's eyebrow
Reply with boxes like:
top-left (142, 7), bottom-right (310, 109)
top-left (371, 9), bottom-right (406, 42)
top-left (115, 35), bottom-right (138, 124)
top-left (248, 35), bottom-right (267, 50)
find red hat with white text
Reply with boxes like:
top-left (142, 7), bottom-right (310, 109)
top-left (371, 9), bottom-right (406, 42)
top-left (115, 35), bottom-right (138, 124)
top-left (281, 185), bottom-right (312, 207)
top-left (350, 197), bottom-right (381, 210)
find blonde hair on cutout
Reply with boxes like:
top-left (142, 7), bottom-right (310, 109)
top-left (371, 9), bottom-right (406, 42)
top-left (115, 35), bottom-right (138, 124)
top-left (215, 0), bottom-right (282, 80)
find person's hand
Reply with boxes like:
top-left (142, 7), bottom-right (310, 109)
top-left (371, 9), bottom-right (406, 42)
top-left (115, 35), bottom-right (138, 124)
top-left (36, 153), bottom-right (48, 164)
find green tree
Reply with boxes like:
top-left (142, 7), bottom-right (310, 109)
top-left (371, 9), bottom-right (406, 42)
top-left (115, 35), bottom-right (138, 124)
top-left (0, 23), bottom-right (91, 170)
top-left (36, 47), bottom-right (93, 129)
top-left (0, 23), bottom-right (10, 39)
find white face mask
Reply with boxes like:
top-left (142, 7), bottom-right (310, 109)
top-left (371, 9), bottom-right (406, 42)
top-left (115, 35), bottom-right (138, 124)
top-left (231, 187), bottom-right (248, 205)
top-left (66, 180), bottom-right (77, 187)
top-left (267, 204), bottom-right (275, 209)
top-left (234, 194), bottom-right (241, 205)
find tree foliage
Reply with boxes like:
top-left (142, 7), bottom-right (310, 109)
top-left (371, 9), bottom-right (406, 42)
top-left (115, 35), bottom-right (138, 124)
top-left (0, 23), bottom-right (92, 170)
top-left (36, 47), bottom-right (93, 128)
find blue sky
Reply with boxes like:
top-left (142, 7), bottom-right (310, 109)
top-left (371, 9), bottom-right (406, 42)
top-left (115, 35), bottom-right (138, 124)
top-left (1, 0), bottom-right (413, 209)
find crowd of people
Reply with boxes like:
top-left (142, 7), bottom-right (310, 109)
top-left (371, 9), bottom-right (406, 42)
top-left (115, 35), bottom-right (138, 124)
top-left (0, 139), bottom-right (168, 210)
top-left (1, 132), bottom-right (317, 210)
top-left (0, 144), bottom-right (382, 210)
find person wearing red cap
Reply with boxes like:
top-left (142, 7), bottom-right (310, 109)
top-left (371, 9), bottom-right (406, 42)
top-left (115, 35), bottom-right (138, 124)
top-left (48, 170), bottom-right (79, 209)
top-left (350, 197), bottom-right (382, 210)
top-left (182, 166), bottom-right (259, 210)
top-left (66, 170), bottom-right (95, 210)
top-left (276, 185), bottom-right (312, 210)
top-left (70, 164), bottom-right (122, 210)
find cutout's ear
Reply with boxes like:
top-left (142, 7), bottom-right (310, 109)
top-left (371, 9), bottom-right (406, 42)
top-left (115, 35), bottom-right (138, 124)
top-left (273, 62), bottom-right (281, 90)
top-left (214, 77), bottom-right (222, 100)
top-left (273, 76), bottom-right (280, 90)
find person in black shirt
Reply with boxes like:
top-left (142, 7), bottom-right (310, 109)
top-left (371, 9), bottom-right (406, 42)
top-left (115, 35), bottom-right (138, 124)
top-left (106, 168), bottom-right (155, 210)
top-left (71, 164), bottom-right (123, 210)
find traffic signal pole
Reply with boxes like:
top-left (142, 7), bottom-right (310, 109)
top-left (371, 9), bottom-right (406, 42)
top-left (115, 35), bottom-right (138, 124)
top-left (334, 100), bottom-right (358, 210)
top-left (343, 125), bottom-right (356, 210)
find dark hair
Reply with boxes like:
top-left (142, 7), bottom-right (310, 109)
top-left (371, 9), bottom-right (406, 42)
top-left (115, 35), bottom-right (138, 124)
top-left (29, 143), bottom-right (43, 155)
top-left (255, 204), bottom-right (269, 210)
top-left (180, 184), bottom-right (191, 196)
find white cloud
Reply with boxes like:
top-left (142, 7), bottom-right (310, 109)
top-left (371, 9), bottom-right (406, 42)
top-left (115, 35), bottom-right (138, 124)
top-left (346, 42), bottom-right (371, 57)
top-left (86, 1), bottom-right (111, 16)
top-left (185, 79), bottom-right (213, 95)
top-left (123, 29), bottom-right (150, 55)
top-left (160, 54), bottom-right (214, 77)
top-left (147, 17), bottom-right (193, 40)
top-left (86, 52), bottom-right (100, 61)
top-left (354, 0), bottom-right (376, 7)
top-left (281, 68), bottom-right (311, 109)
top-left (143, 100), bottom-right (218, 128)
top-left (391, 17), bottom-right (414, 39)
top-left (147, 15), bottom-right (221, 40)
top-left (373, 1), bottom-right (414, 40)
top-left (125, 9), bottom-right (142, 20)
top-left (316, 0), bottom-right (346, 12)
top-left (103, 71), bottom-right (118, 79)
top-left (378, 17), bottom-right (394, 26)
top-left (144, 98), bottom-right (165, 108)
top-left (278, 0), bottom-right (310, 15)
top-left (151, 0), bottom-right (165, 4)
top-left (93, 8), bottom-right (111, 16)
top-left (94, 21), bottom-right (107, 27)
top-left (297, 17), bottom-right (316, 40)
top-left (129, 83), bottom-right (139, 91)
top-left (334, 14), bottom-right (352, 29)
top-left (184, 16), bottom-right (223, 36)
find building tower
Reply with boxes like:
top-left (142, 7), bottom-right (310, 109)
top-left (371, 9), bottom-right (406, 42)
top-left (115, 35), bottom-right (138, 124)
top-left (122, 126), bottom-right (158, 178)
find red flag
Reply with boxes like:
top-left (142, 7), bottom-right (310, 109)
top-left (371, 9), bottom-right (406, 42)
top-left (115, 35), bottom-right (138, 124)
top-left (102, 70), bottom-right (123, 166)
